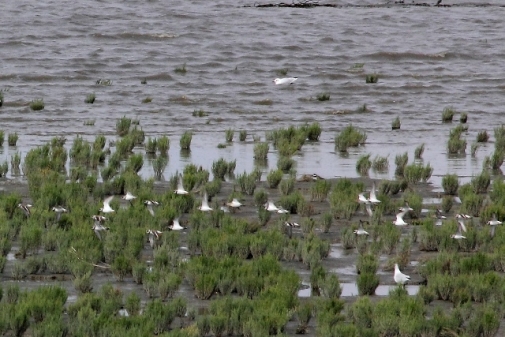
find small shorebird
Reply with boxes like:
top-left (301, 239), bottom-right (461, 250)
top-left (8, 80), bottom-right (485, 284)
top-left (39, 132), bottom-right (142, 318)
top-left (146, 229), bottom-right (163, 248)
top-left (18, 203), bottom-right (32, 217)
top-left (122, 191), bottom-right (137, 204)
top-left (451, 221), bottom-right (467, 240)
top-left (368, 182), bottom-right (381, 204)
top-left (312, 173), bottom-right (324, 181)
top-left (487, 214), bottom-right (502, 238)
top-left (100, 196), bottom-right (115, 213)
top-left (434, 209), bottom-right (446, 226)
top-left (198, 192), bottom-right (213, 212)
top-left (394, 264), bottom-right (411, 287)
top-left (354, 220), bottom-right (369, 236)
top-left (273, 77), bottom-right (297, 85)
top-left (393, 211), bottom-right (408, 226)
top-left (144, 200), bottom-right (159, 217)
top-left (174, 175), bottom-right (189, 195)
top-left (52, 206), bottom-right (68, 221)
top-left (168, 218), bottom-right (187, 231)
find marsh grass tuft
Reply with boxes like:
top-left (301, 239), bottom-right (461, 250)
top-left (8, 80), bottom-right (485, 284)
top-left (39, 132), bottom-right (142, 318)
top-left (8, 132), bottom-right (18, 146)
top-left (334, 125), bottom-right (367, 153)
top-left (11, 152), bottom-right (21, 170)
top-left (0, 91), bottom-right (3, 107)
top-left (304, 122), bottom-right (322, 141)
top-left (365, 74), bottom-right (379, 83)
top-left (372, 155), bottom-right (389, 172)
top-left (179, 131), bottom-right (192, 150)
top-left (193, 109), bottom-right (208, 117)
top-left (83, 119), bottom-right (95, 126)
top-left (266, 169), bottom-right (283, 188)
top-left (460, 112), bottom-right (468, 124)
top-left (442, 174), bottom-right (459, 195)
top-left (152, 156), bottom-right (168, 179)
top-left (317, 93), bottom-right (330, 101)
top-left (414, 143), bottom-right (425, 159)
top-left (158, 135), bottom-right (170, 155)
top-left (277, 156), bottom-right (294, 172)
top-left (84, 93), bottom-right (95, 104)
top-left (356, 154), bottom-right (372, 176)
top-left (391, 116), bottom-right (401, 130)
top-left (442, 106), bottom-right (455, 122)
top-left (175, 63), bottom-right (187, 74)
top-left (277, 68), bottom-right (289, 76)
top-left (142, 97), bottom-right (152, 103)
top-left (0, 130), bottom-right (4, 146)
top-left (116, 116), bottom-right (131, 136)
top-left (394, 152), bottom-right (408, 177)
top-left (225, 129), bottom-right (234, 142)
top-left (30, 99), bottom-right (45, 111)
top-left (476, 130), bottom-right (489, 143)
top-left (253, 142), bottom-right (269, 161)
top-left (471, 142), bottom-right (479, 157)
top-left (239, 130), bottom-right (247, 142)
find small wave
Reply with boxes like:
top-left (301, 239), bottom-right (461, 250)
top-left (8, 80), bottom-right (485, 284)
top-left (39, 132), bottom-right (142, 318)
top-left (366, 51), bottom-right (449, 60)
top-left (92, 32), bottom-right (177, 40)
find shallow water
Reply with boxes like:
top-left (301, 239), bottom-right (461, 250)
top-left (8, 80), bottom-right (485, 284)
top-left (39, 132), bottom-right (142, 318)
top-left (298, 282), bottom-right (420, 297)
top-left (1, 0), bottom-right (504, 188)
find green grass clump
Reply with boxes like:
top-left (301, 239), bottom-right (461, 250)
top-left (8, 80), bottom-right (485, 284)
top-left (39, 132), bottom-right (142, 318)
top-left (225, 129), bottom-right (234, 142)
top-left (193, 109), bottom-right (208, 117)
top-left (158, 135), bottom-right (170, 155)
top-left (142, 97), bottom-right (152, 103)
top-left (334, 125), bottom-right (367, 153)
top-left (145, 137), bottom-right (157, 154)
top-left (372, 155), bottom-right (389, 172)
top-left (30, 99), bottom-right (45, 111)
top-left (239, 130), bottom-right (247, 142)
top-left (116, 116), bottom-right (131, 136)
top-left (153, 156), bottom-right (168, 179)
top-left (0, 130), bottom-right (4, 146)
top-left (266, 169), bottom-right (283, 188)
top-left (476, 130), bottom-right (489, 143)
top-left (0, 91), bottom-right (3, 107)
top-left (11, 152), bottom-right (21, 171)
top-left (442, 106), bottom-right (455, 122)
top-left (460, 112), bottom-right (468, 123)
top-left (303, 122), bottom-right (322, 141)
top-left (356, 154), bottom-right (372, 176)
top-left (442, 174), bottom-right (459, 195)
top-left (277, 68), bottom-right (289, 76)
top-left (365, 74), bottom-right (379, 83)
top-left (391, 116), bottom-right (401, 130)
top-left (84, 93), bottom-right (95, 104)
top-left (253, 142), bottom-right (269, 161)
top-left (175, 63), bottom-right (187, 74)
top-left (179, 131), bottom-right (192, 150)
top-left (317, 93), bottom-right (330, 101)
top-left (311, 179), bottom-right (332, 202)
top-left (394, 152), bottom-right (408, 177)
top-left (277, 156), bottom-right (294, 172)
top-left (8, 132), bottom-right (18, 146)
top-left (471, 170), bottom-right (490, 194)
top-left (414, 143), bottom-right (425, 159)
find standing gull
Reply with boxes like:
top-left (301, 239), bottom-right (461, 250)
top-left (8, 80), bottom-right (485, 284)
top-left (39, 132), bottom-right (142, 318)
top-left (394, 264), bottom-right (411, 287)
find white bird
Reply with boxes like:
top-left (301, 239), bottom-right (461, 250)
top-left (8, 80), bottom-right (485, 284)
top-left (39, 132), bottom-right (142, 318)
top-left (174, 175), bottom-right (189, 195)
top-left (455, 213), bottom-right (472, 220)
top-left (358, 192), bottom-right (369, 204)
top-left (122, 191), bottom-right (137, 203)
top-left (92, 223), bottom-right (109, 241)
top-left (144, 200), bottom-right (159, 217)
top-left (146, 229), bottom-right (163, 248)
top-left (18, 203), bottom-right (32, 217)
top-left (365, 203), bottom-right (374, 218)
top-left (220, 203), bottom-right (230, 213)
top-left (277, 206), bottom-right (289, 214)
top-left (354, 220), bottom-right (369, 236)
top-left (394, 263), bottom-right (411, 286)
top-left (273, 77), bottom-right (297, 85)
top-left (168, 218), bottom-right (187, 231)
top-left (368, 182), bottom-right (381, 204)
top-left (285, 221), bottom-right (300, 228)
top-left (264, 201), bottom-right (280, 212)
top-left (487, 214), bottom-right (502, 238)
top-left (399, 202), bottom-right (414, 213)
top-left (198, 192), bottom-right (213, 212)
top-left (451, 220), bottom-right (467, 240)
top-left (52, 206), bottom-right (68, 221)
top-left (227, 198), bottom-right (243, 209)
top-left (100, 196), bottom-right (115, 213)
top-left (393, 211), bottom-right (408, 226)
